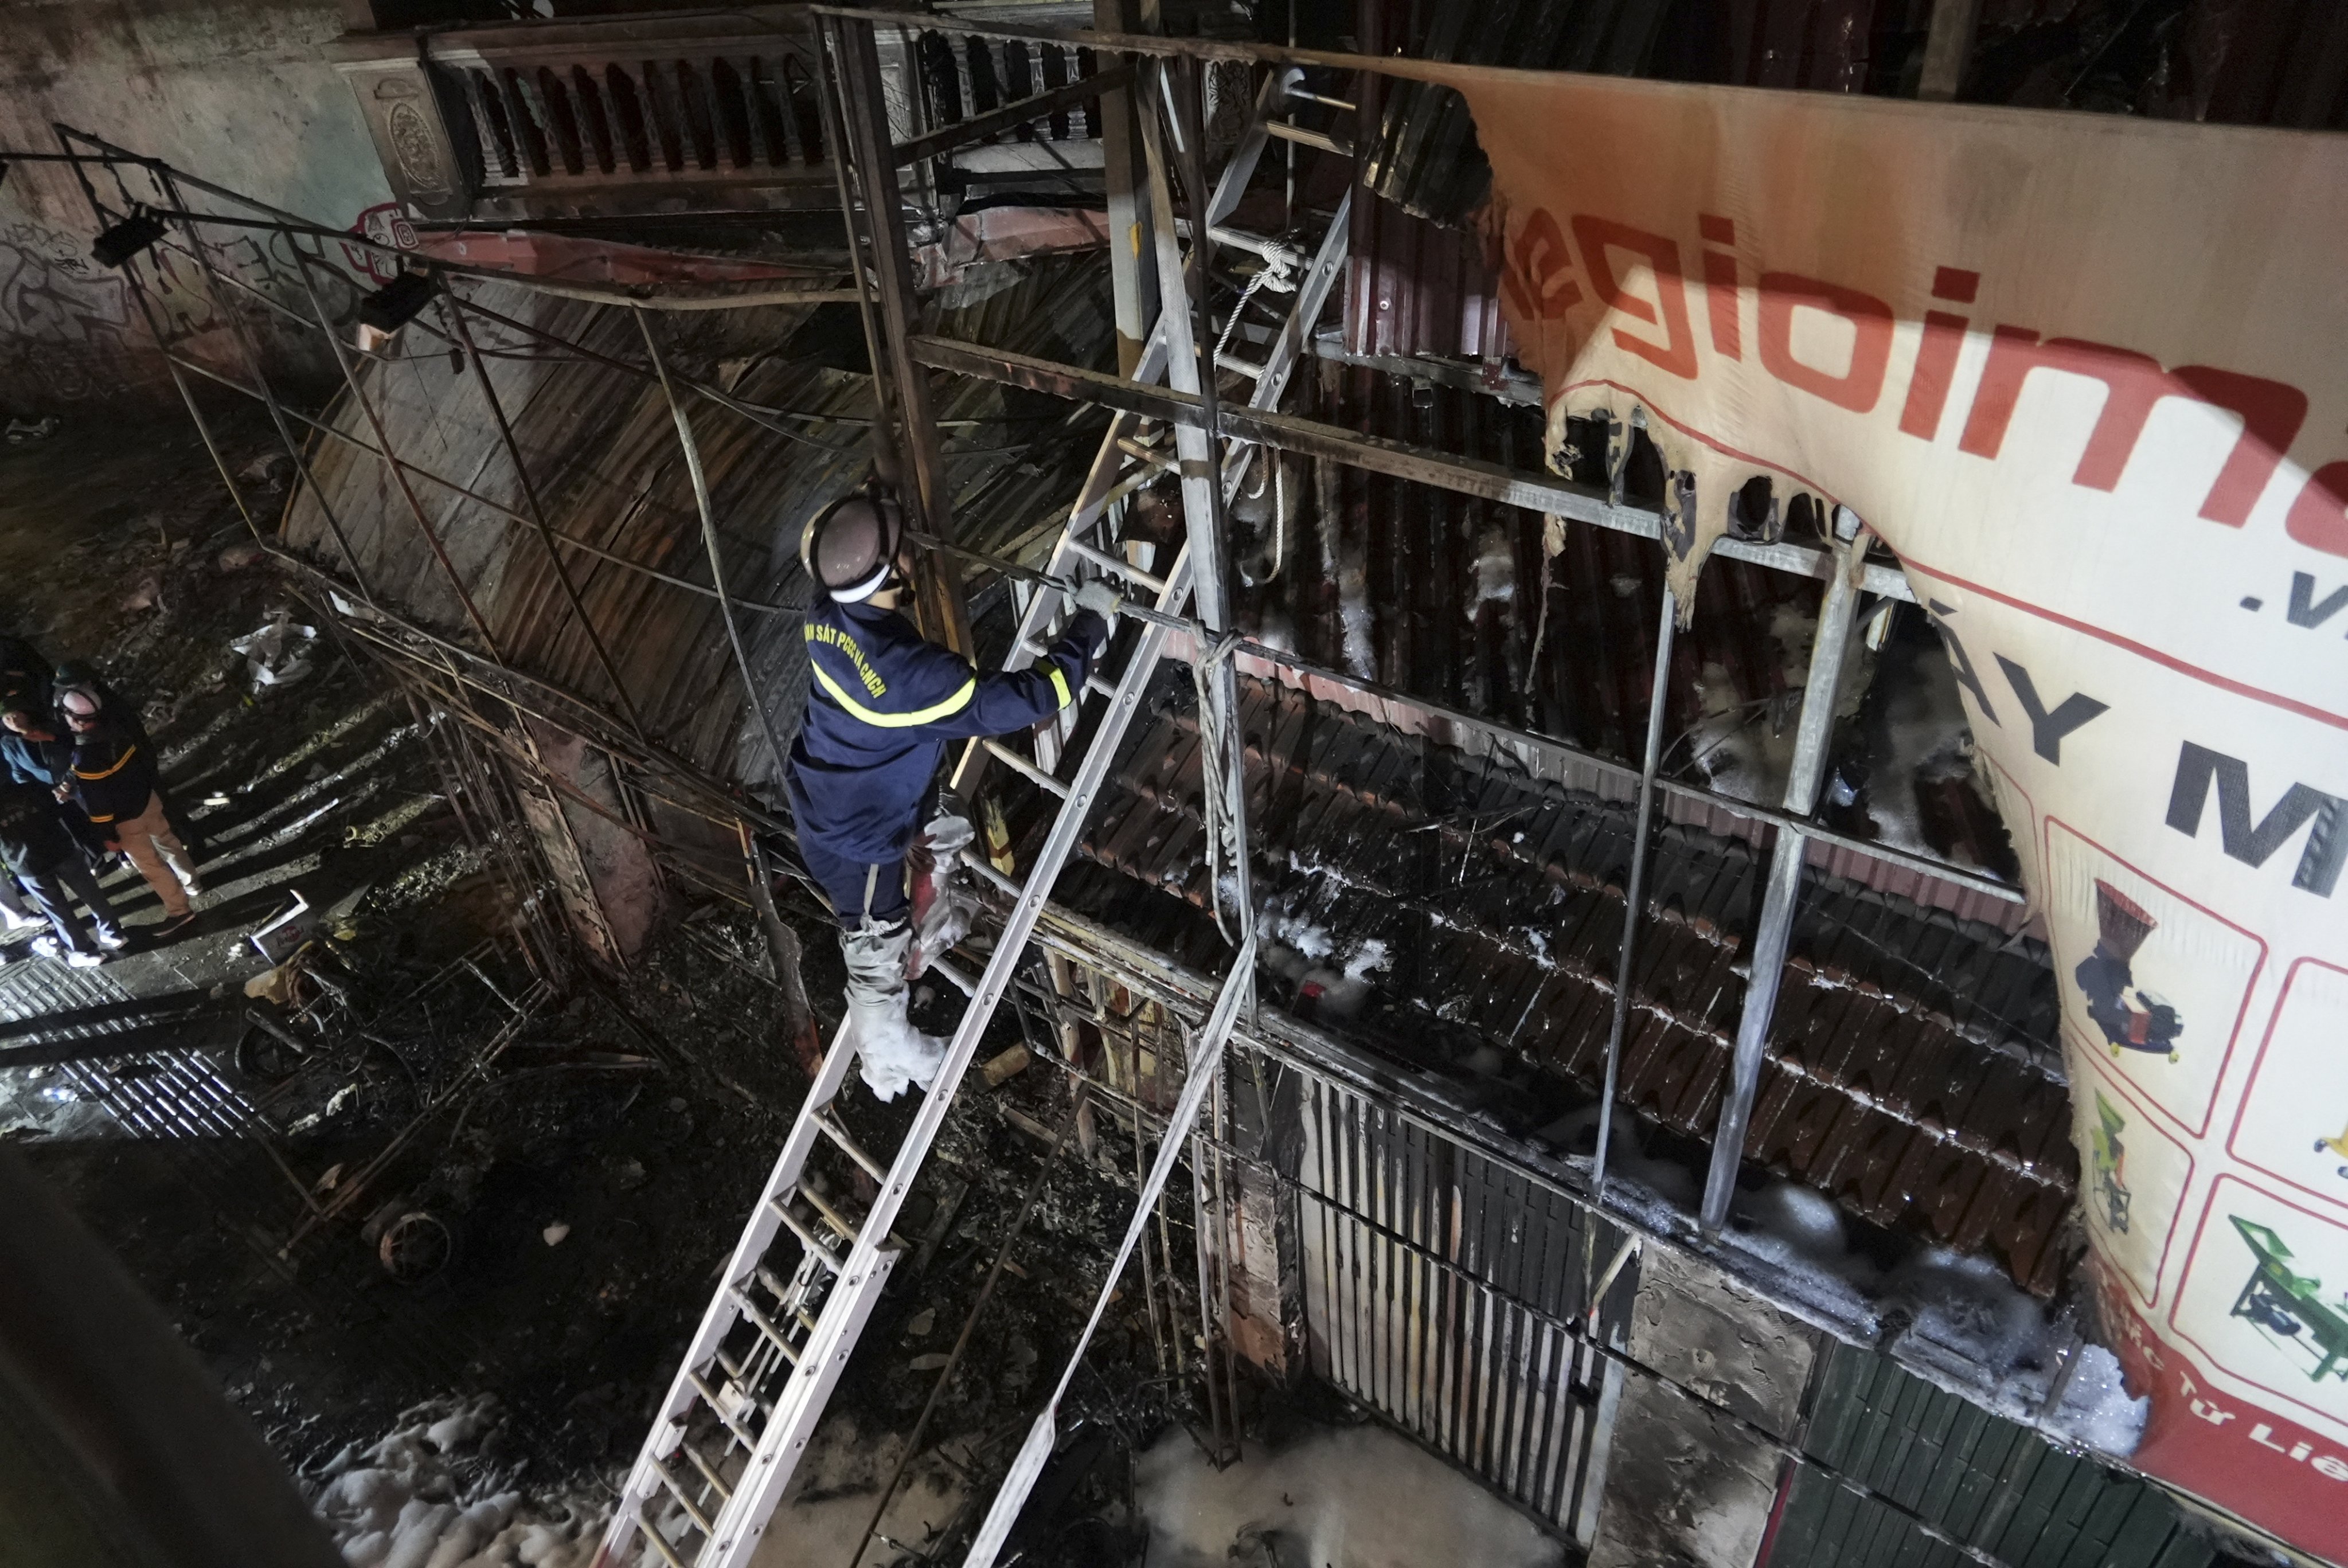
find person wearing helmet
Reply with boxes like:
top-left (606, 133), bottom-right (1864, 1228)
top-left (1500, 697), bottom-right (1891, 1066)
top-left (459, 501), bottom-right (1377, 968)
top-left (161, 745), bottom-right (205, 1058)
top-left (787, 487), bottom-right (1121, 1100)
top-left (57, 685), bottom-right (203, 938)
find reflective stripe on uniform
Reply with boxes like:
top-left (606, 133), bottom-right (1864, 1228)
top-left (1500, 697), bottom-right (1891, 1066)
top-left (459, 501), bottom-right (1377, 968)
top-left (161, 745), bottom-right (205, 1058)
top-left (72, 744), bottom-right (137, 781)
top-left (810, 660), bottom-right (976, 728)
top-left (1046, 666), bottom-right (1072, 709)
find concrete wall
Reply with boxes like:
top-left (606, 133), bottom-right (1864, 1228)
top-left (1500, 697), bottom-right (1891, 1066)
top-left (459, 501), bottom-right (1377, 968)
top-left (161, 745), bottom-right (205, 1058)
top-left (0, 0), bottom-right (389, 410)
top-left (1588, 1246), bottom-right (1822, 1568)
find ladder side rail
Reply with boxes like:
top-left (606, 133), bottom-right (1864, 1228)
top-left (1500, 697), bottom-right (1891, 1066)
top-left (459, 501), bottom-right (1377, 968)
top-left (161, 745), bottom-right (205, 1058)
top-left (698, 545), bottom-right (1200, 1568)
top-left (596, 1023), bottom-right (864, 1565)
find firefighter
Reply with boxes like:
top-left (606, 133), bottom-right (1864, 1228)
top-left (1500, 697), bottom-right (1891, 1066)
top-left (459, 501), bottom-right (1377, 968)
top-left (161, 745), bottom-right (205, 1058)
top-left (787, 490), bottom-right (1119, 1100)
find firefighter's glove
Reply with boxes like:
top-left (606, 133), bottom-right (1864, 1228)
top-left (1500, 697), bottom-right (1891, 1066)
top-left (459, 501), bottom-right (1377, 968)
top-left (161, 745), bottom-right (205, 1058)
top-left (1073, 579), bottom-right (1123, 625)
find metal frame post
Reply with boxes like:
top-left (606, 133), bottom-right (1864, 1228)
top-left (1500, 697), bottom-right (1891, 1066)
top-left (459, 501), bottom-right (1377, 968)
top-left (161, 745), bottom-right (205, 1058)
top-left (1094, 0), bottom-right (1159, 377)
top-left (830, 16), bottom-right (976, 658)
top-left (287, 241), bottom-right (506, 655)
top-left (633, 308), bottom-right (795, 784)
top-left (57, 140), bottom-right (380, 603)
top-left (1591, 584), bottom-right (1676, 1208)
top-left (1700, 518), bottom-right (1866, 1233)
top-left (440, 289), bottom-right (647, 740)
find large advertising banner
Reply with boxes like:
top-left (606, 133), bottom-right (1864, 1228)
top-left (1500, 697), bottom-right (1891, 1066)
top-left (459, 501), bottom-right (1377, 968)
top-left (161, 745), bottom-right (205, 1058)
top-left (1426, 66), bottom-right (2348, 1558)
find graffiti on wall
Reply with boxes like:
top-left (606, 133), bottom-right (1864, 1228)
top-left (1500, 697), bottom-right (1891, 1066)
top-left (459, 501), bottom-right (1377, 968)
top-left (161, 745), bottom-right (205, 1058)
top-left (0, 221), bottom-right (150, 402)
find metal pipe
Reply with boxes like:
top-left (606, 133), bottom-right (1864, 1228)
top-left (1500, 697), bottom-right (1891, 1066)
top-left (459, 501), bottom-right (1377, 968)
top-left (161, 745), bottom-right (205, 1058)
top-left (291, 238), bottom-right (507, 655)
top-left (833, 17), bottom-right (974, 655)
top-left (441, 289), bottom-right (647, 736)
top-left (1700, 534), bottom-right (1866, 1233)
top-left (846, 1093), bottom-right (1085, 1567)
top-left (1590, 585), bottom-right (1675, 1208)
top-left (811, 13), bottom-right (901, 490)
top-left (117, 206), bottom-right (854, 310)
top-left (163, 349), bottom-right (802, 615)
top-left (634, 307), bottom-right (795, 782)
top-left (105, 156), bottom-right (379, 602)
top-left (907, 334), bottom-right (1916, 601)
top-left (913, 525), bottom-right (2017, 905)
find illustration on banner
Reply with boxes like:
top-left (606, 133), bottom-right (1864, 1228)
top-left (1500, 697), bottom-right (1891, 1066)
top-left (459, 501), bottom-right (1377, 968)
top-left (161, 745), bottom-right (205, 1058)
top-left (2093, 1092), bottom-right (2134, 1234)
top-left (2230, 1217), bottom-right (2348, 1385)
top-left (2077, 881), bottom-right (2183, 1062)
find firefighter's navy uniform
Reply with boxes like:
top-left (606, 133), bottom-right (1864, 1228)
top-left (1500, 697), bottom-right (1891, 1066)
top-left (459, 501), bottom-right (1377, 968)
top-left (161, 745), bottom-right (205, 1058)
top-left (787, 595), bottom-right (1110, 926)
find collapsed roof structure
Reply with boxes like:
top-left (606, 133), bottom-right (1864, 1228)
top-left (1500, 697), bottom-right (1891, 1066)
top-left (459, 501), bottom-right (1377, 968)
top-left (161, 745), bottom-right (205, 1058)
top-left (22, 0), bottom-right (2343, 1565)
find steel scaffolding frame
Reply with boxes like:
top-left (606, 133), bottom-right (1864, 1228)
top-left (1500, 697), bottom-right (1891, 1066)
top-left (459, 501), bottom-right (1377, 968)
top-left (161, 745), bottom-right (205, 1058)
top-left (17, 17), bottom-right (2048, 1549)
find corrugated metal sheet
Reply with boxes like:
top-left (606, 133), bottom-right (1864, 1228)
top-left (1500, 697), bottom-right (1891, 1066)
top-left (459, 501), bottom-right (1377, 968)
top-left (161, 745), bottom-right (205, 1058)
top-left (1040, 675), bottom-right (2073, 1293)
top-left (1343, 199), bottom-right (1513, 363)
top-left (1765, 1342), bottom-right (2213, 1568)
top-left (1237, 371), bottom-right (1816, 764)
top-left (282, 258), bottom-right (1118, 803)
top-left (1295, 1063), bottom-right (1618, 1534)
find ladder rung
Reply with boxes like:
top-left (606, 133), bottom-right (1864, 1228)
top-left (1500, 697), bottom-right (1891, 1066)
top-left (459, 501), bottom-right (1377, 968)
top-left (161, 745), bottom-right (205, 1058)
top-left (768, 1197), bottom-right (847, 1273)
top-left (636, 1514), bottom-right (691, 1568)
top-left (1287, 88), bottom-right (1355, 112)
top-left (686, 1367), bottom-right (760, 1448)
top-left (1208, 224), bottom-right (1302, 268)
top-left (728, 1284), bottom-right (803, 1364)
top-left (983, 738), bottom-right (1071, 799)
top-left (930, 955), bottom-right (979, 996)
top-left (1065, 539), bottom-right (1168, 594)
top-left (958, 847), bottom-right (1019, 897)
top-left (796, 1184), bottom-right (867, 1251)
top-left (1116, 436), bottom-right (1173, 469)
top-left (653, 1458), bottom-right (717, 1538)
top-left (682, 1439), bottom-right (735, 1504)
top-left (1267, 120), bottom-right (1349, 156)
top-left (1087, 672), bottom-right (1117, 699)
top-left (1214, 350), bottom-right (1267, 380)
top-left (816, 1112), bottom-right (889, 1182)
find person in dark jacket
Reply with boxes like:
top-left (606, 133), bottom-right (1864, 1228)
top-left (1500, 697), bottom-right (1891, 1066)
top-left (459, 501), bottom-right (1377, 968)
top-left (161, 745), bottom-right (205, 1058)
top-left (58, 691), bottom-right (202, 937)
top-left (786, 489), bottom-right (1118, 1099)
top-left (52, 663), bottom-right (205, 859)
top-left (0, 779), bottom-right (121, 966)
top-left (2, 703), bottom-right (109, 862)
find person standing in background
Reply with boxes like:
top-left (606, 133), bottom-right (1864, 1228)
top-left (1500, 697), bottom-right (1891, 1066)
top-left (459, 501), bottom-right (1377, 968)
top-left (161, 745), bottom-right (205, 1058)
top-left (58, 687), bottom-right (202, 937)
top-left (0, 777), bottom-right (122, 965)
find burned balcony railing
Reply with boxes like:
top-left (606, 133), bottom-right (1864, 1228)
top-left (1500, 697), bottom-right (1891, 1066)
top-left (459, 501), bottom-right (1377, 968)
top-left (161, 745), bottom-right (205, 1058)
top-left (908, 24), bottom-right (1108, 178)
top-left (333, 2), bottom-right (1100, 224)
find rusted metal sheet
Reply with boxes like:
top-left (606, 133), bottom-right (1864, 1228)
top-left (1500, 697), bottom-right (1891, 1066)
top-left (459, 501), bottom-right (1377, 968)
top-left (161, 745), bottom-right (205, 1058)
top-left (1047, 677), bottom-right (2074, 1293)
top-left (1343, 187), bottom-right (1513, 362)
top-left (1295, 1066), bottom-right (1618, 1535)
top-left (280, 261), bottom-right (1118, 798)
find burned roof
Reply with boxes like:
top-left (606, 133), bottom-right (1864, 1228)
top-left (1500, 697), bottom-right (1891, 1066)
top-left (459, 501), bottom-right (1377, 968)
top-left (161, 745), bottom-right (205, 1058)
top-left (1035, 673), bottom-right (2074, 1295)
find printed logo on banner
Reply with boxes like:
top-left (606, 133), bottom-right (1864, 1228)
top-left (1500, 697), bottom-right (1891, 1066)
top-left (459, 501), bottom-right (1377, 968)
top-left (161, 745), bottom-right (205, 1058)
top-left (2073, 1052), bottom-right (2194, 1305)
top-left (1443, 65), bottom-right (2348, 1561)
top-left (2229, 960), bottom-right (2348, 1213)
top-left (2172, 1175), bottom-right (2348, 1441)
top-left (2044, 821), bottom-right (2265, 1137)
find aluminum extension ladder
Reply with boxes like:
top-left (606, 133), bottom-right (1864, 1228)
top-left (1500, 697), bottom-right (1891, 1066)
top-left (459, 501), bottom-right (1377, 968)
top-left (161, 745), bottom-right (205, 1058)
top-left (593, 65), bottom-right (1351, 1568)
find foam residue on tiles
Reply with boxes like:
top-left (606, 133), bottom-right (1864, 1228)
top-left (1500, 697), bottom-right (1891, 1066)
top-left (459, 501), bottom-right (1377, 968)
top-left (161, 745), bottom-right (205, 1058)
top-left (2041, 1343), bottom-right (2150, 1458)
top-left (1136, 1423), bottom-right (1566, 1568)
top-left (742, 1416), bottom-right (970, 1568)
top-left (309, 1397), bottom-right (603, 1568)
